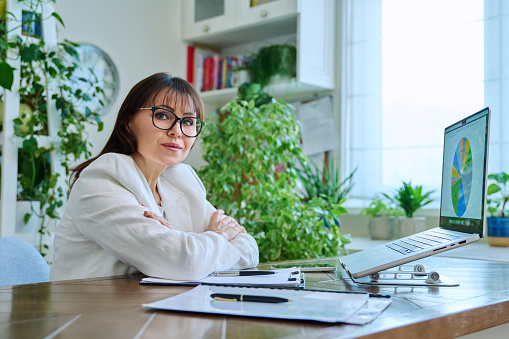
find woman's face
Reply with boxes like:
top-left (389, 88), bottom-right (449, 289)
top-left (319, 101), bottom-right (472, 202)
top-left (129, 91), bottom-right (197, 170)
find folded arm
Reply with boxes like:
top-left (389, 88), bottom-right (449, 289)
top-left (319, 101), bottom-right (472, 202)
top-left (72, 174), bottom-right (252, 281)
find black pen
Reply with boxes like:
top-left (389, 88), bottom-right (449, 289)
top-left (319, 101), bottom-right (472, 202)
top-left (213, 270), bottom-right (276, 277)
top-left (211, 293), bottom-right (291, 303)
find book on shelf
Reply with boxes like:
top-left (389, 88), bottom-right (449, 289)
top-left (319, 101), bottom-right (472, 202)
top-left (202, 56), bottom-right (214, 92)
top-left (186, 45), bottom-right (195, 84)
top-left (212, 54), bottom-right (221, 90)
top-left (188, 44), bottom-right (217, 92)
top-left (221, 57), bottom-right (228, 89)
top-left (188, 44), bottom-right (252, 93)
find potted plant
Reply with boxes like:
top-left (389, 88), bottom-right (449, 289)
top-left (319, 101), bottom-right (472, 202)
top-left (248, 44), bottom-right (296, 89)
top-left (0, 0), bottom-right (106, 257)
top-left (361, 196), bottom-right (405, 240)
top-left (486, 172), bottom-right (509, 246)
top-left (198, 83), bottom-right (351, 263)
top-left (296, 157), bottom-right (355, 230)
top-left (383, 181), bottom-right (435, 238)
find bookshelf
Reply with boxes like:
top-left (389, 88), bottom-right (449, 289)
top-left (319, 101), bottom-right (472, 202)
top-left (182, 0), bottom-right (335, 108)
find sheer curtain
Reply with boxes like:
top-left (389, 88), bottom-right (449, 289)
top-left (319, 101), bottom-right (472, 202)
top-left (341, 0), bottom-right (507, 204)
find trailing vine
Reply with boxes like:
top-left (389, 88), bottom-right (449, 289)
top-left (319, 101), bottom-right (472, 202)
top-left (0, 0), bottom-right (106, 257)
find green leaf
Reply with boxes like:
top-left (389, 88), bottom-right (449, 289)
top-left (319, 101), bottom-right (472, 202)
top-left (62, 43), bottom-right (79, 61)
top-left (20, 44), bottom-right (40, 62)
top-left (51, 12), bottom-right (65, 27)
top-left (23, 212), bottom-right (32, 224)
top-left (0, 61), bottom-right (15, 90)
top-left (22, 137), bottom-right (38, 153)
top-left (488, 183), bottom-right (502, 195)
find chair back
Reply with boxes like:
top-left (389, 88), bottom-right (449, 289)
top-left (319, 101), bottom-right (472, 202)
top-left (0, 237), bottom-right (50, 286)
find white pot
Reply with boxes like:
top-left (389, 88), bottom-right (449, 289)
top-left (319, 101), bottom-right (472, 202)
top-left (15, 201), bottom-right (41, 233)
top-left (398, 217), bottom-right (427, 238)
top-left (368, 217), bottom-right (397, 240)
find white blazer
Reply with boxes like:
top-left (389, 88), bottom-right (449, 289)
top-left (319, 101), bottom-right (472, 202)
top-left (49, 153), bottom-right (259, 281)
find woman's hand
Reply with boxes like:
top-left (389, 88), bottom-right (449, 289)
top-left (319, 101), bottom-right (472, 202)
top-left (144, 210), bottom-right (173, 230)
top-left (208, 209), bottom-right (246, 241)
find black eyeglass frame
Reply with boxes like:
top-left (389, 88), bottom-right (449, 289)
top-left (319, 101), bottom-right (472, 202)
top-left (138, 107), bottom-right (206, 138)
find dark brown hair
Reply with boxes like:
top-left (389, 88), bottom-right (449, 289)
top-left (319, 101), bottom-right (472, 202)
top-left (69, 72), bottom-right (204, 192)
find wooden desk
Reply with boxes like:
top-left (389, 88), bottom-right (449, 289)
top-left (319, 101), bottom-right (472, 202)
top-left (1, 256), bottom-right (509, 338)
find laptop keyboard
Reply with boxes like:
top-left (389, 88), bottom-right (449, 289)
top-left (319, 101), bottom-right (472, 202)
top-left (385, 230), bottom-right (462, 255)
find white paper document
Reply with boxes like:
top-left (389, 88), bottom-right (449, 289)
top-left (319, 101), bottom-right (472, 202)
top-left (140, 268), bottom-right (302, 287)
top-left (143, 285), bottom-right (392, 324)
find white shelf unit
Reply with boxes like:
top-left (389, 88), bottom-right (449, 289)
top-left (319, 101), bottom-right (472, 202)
top-left (182, 0), bottom-right (335, 108)
top-left (0, 1), bottom-right (64, 248)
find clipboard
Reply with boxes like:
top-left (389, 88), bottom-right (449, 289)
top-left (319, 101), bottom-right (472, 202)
top-left (140, 268), bottom-right (304, 288)
top-left (143, 285), bottom-right (392, 325)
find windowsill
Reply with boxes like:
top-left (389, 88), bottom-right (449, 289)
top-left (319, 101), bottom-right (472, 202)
top-left (345, 237), bottom-right (509, 263)
top-left (342, 198), bottom-right (441, 217)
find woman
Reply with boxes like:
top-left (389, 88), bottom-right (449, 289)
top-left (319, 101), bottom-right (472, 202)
top-left (50, 73), bottom-right (259, 281)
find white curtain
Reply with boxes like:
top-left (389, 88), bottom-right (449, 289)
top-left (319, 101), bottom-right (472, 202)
top-left (341, 0), bottom-right (507, 203)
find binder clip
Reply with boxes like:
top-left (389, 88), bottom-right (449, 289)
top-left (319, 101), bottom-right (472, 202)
top-left (368, 264), bottom-right (441, 284)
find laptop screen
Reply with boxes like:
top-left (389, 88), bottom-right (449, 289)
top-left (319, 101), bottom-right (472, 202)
top-left (439, 107), bottom-right (490, 235)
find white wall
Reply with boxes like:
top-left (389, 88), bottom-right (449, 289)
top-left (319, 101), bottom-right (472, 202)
top-left (54, 0), bottom-right (186, 157)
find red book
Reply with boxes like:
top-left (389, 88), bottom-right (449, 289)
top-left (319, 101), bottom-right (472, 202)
top-left (202, 57), bottom-right (214, 92)
top-left (186, 45), bottom-right (195, 85)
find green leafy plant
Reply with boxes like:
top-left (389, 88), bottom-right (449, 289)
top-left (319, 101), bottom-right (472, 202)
top-left (295, 157), bottom-right (355, 236)
top-left (199, 83), bottom-right (350, 263)
top-left (296, 157), bottom-right (355, 205)
top-left (0, 0), bottom-right (106, 257)
top-left (361, 196), bottom-right (405, 218)
top-left (383, 181), bottom-right (435, 218)
top-left (487, 172), bottom-right (509, 217)
top-left (248, 44), bottom-right (296, 89)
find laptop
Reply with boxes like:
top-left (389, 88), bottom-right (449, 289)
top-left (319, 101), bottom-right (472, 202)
top-left (339, 107), bottom-right (491, 279)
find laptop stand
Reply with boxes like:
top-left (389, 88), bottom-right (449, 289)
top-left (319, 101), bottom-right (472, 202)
top-left (350, 263), bottom-right (460, 287)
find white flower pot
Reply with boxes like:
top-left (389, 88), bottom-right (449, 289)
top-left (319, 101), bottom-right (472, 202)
top-left (368, 217), bottom-right (397, 240)
top-left (398, 217), bottom-right (427, 238)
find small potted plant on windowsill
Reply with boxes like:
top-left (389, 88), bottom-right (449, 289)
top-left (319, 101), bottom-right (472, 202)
top-left (486, 172), bottom-right (509, 247)
top-left (361, 196), bottom-right (405, 240)
top-left (383, 181), bottom-right (435, 238)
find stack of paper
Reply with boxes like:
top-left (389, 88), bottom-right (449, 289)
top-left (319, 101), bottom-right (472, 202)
top-left (140, 268), bottom-right (302, 287)
top-left (143, 285), bottom-right (391, 325)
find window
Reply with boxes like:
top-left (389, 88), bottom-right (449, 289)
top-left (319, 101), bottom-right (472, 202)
top-left (341, 0), bottom-right (508, 203)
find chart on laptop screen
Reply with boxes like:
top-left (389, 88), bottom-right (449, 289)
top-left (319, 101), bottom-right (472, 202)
top-left (451, 137), bottom-right (473, 217)
top-left (440, 110), bottom-right (489, 231)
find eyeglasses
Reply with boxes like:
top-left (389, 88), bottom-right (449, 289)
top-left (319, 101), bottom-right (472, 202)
top-left (138, 107), bottom-right (205, 138)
